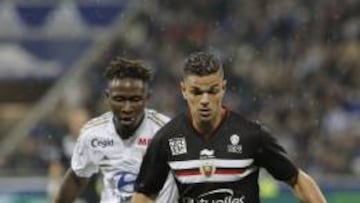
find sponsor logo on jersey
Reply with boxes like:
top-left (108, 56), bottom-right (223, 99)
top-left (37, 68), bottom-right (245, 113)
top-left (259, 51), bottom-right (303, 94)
top-left (169, 137), bottom-right (187, 155)
top-left (137, 137), bottom-right (152, 146)
top-left (91, 138), bottom-right (114, 148)
top-left (200, 149), bottom-right (215, 158)
top-left (227, 134), bottom-right (242, 154)
top-left (182, 188), bottom-right (245, 203)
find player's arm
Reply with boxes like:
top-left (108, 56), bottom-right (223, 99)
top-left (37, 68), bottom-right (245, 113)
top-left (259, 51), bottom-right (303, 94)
top-left (254, 123), bottom-right (327, 202)
top-left (288, 170), bottom-right (327, 203)
top-left (47, 160), bottom-right (63, 202)
top-left (54, 127), bottom-right (99, 203)
top-left (132, 193), bottom-right (155, 203)
top-left (54, 168), bottom-right (89, 203)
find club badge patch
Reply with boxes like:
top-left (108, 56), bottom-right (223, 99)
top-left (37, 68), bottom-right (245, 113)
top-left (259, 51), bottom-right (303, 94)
top-left (169, 137), bottom-right (187, 155)
top-left (200, 162), bottom-right (216, 177)
top-left (227, 134), bottom-right (242, 154)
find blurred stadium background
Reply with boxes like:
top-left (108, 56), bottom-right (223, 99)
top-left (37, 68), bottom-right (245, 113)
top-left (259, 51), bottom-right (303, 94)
top-left (0, 0), bottom-right (359, 202)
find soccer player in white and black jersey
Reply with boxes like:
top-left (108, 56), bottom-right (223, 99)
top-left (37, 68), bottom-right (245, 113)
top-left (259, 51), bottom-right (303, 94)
top-left (132, 52), bottom-right (327, 203)
top-left (54, 58), bottom-right (178, 203)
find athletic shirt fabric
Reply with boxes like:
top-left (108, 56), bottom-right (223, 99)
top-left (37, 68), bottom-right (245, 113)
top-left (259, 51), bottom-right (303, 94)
top-left (71, 109), bottom-right (178, 203)
top-left (135, 110), bottom-right (298, 203)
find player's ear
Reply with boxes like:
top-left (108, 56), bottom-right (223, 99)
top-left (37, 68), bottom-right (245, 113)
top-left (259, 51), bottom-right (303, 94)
top-left (180, 81), bottom-right (187, 99)
top-left (222, 79), bottom-right (227, 90)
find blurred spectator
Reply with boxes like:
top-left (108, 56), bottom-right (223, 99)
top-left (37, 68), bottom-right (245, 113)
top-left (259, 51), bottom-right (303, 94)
top-left (47, 107), bottom-right (100, 203)
top-left (1, 0), bottom-right (359, 179)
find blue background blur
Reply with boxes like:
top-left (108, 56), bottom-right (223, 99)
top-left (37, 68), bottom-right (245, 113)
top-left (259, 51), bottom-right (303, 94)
top-left (0, 0), bottom-right (359, 202)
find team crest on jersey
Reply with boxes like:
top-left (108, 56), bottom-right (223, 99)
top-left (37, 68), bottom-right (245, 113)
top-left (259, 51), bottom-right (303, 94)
top-left (111, 171), bottom-right (137, 201)
top-left (168, 137), bottom-right (187, 155)
top-left (227, 134), bottom-right (242, 154)
top-left (199, 149), bottom-right (216, 177)
top-left (200, 162), bottom-right (216, 177)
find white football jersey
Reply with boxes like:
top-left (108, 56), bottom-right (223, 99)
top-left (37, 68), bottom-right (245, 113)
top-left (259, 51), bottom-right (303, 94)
top-left (71, 109), bottom-right (178, 203)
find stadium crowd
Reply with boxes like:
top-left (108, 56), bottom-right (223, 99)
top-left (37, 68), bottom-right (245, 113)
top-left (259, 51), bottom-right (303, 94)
top-left (1, 0), bottom-right (359, 181)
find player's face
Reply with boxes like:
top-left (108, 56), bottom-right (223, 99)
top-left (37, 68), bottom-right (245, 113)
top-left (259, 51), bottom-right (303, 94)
top-left (181, 70), bottom-right (226, 125)
top-left (106, 78), bottom-right (149, 129)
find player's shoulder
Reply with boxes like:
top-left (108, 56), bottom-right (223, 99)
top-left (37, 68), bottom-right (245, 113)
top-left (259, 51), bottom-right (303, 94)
top-left (146, 108), bottom-right (171, 127)
top-left (153, 113), bottom-right (186, 137)
top-left (149, 113), bottom-right (191, 149)
top-left (227, 110), bottom-right (264, 132)
top-left (79, 112), bottom-right (113, 139)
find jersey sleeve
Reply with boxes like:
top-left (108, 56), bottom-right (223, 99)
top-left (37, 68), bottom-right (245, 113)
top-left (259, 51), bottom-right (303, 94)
top-left (255, 125), bottom-right (299, 182)
top-left (155, 173), bottom-right (179, 203)
top-left (134, 129), bottom-right (171, 198)
top-left (71, 130), bottom-right (99, 177)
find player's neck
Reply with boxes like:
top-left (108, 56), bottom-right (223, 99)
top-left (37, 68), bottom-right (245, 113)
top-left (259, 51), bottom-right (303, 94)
top-left (193, 108), bottom-right (226, 139)
top-left (113, 114), bottom-right (144, 139)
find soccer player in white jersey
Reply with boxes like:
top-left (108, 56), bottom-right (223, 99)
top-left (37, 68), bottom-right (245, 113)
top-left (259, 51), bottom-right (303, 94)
top-left (54, 57), bottom-right (178, 203)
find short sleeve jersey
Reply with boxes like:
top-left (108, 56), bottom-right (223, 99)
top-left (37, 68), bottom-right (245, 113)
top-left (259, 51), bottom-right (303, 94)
top-left (71, 109), bottom-right (178, 203)
top-left (135, 110), bottom-right (298, 203)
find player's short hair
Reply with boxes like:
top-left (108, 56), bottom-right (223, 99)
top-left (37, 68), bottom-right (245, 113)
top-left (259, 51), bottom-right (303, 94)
top-left (104, 57), bottom-right (152, 82)
top-left (183, 52), bottom-right (223, 77)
